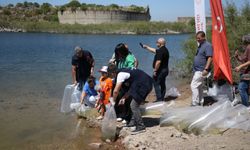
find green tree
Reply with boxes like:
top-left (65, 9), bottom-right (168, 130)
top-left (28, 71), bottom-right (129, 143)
top-left (7, 4), bottom-right (14, 8)
top-left (3, 9), bottom-right (11, 15)
top-left (188, 18), bottom-right (195, 27)
top-left (241, 1), bottom-right (250, 21)
top-left (80, 5), bottom-right (87, 11)
top-left (224, 2), bottom-right (238, 30)
top-left (128, 5), bottom-right (144, 12)
top-left (35, 9), bottom-right (43, 15)
top-left (23, 1), bottom-right (28, 8)
top-left (34, 2), bottom-right (40, 8)
top-left (59, 6), bottom-right (66, 12)
top-left (67, 0), bottom-right (81, 7)
top-left (16, 3), bottom-right (23, 8)
top-left (67, 0), bottom-right (81, 12)
top-left (41, 3), bottom-right (51, 14)
top-left (109, 4), bottom-right (119, 9)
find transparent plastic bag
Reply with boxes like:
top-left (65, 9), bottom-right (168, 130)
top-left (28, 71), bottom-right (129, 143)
top-left (71, 86), bottom-right (81, 103)
top-left (61, 84), bottom-right (75, 113)
top-left (101, 106), bottom-right (117, 141)
top-left (208, 83), bottom-right (234, 101)
top-left (164, 87), bottom-right (181, 98)
top-left (75, 104), bottom-right (91, 117)
top-left (160, 99), bottom-right (250, 135)
top-left (140, 101), bottom-right (175, 115)
top-left (187, 101), bottom-right (232, 134)
top-left (70, 102), bottom-right (81, 110)
top-left (187, 101), bottom-right (250, 134)
top-left (160, 105), bottom-right (207, 132)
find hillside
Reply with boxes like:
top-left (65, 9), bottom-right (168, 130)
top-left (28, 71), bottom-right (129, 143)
top-left (0, 1), bottom-right (194, 34)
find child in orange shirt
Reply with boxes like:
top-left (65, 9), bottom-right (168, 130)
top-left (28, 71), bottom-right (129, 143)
top-left (96, 66), bottom-right (113, 120)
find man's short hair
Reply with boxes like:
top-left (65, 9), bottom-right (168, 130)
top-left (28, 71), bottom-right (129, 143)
top-left (74, 46), bottom-right (82, 53)
top-left (158, 38), bottom-right (166, 45)
top-left (196, 31), bottom-right (206, 37)
top-left (242, 35), bottom-right (250, 45)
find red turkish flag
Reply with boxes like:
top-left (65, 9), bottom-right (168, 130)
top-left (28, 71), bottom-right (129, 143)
top-left (210, 0), bottom-right (233, 84)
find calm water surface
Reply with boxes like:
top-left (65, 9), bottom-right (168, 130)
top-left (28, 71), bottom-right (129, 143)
top-left (0, 32), bottom-right (190, 149)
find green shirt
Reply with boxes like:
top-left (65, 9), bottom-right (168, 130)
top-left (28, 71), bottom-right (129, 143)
top-left (117, 53), bottom-right (135, 69)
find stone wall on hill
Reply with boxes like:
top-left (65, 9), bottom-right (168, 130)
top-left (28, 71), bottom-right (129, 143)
top-left (58, 9), bottom-right (150, 24)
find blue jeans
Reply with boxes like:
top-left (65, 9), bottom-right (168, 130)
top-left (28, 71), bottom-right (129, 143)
top-left (153, 69), bottom-right (168, 101)
top-left (238, 80), bottom-right (249, 107)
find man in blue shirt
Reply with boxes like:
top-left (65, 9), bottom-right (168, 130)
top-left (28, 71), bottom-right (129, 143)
top-left (191, 31), bottom-right (213, 106)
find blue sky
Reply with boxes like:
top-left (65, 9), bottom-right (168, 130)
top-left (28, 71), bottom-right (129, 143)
top-left (0, 0), bottom-right (246, 21)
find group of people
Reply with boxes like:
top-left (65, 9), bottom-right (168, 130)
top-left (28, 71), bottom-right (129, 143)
top-left (71, 38), bottom-right (169, 134)
top-left (191, 31), bottom-right (250, 108)
top-left (70, 32), bottom-right (250, 134)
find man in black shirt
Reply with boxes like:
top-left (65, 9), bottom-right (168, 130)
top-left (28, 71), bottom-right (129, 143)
top-left (72, 46), bottom-right (94, 91)
top-left (141, 38), bottom-right (169, 101)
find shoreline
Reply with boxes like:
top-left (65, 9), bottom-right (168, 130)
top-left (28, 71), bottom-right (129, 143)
top-left (84, 81), bottom-right (250, 150)
top-left (0, 28), bottom-right (188, 35)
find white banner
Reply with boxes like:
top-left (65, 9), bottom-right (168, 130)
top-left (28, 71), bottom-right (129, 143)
top-left (194, 0), bottom-right (206, 33)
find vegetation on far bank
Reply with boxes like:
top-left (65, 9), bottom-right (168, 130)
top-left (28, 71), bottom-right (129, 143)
top-left (59, 0), bottom-right (148, 13)
top-left (0, 20), bottom-right (193, 34)
top-left (178, 1), bottom-right (250, 81)
top-left (0, 1), bottom-right (194, 34)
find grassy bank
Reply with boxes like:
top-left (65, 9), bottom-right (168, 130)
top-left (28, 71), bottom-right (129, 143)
top-left (0, 20), bottom-right (194, 34)
top-left (0, 1), bottom-right (194, 34)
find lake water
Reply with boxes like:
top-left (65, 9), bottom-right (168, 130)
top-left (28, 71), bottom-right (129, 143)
top-left (0, 32), bottom-right (190, 149)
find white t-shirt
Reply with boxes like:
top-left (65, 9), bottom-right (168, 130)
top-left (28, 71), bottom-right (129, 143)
top-left (117, 72), bottom-right (130, 83)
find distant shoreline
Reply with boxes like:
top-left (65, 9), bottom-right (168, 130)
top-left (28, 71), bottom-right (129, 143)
top-left (0, 27), bottom-right (192, 35)
top-left (0, 21), bottom-right (194, 35)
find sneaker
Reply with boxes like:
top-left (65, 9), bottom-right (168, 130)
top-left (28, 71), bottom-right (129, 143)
top-left (191, 104), bottom-right (198, 107)
top-left (247, 107), bottom-right (250, 112)
top-left (131, 127), bottom-right (146, 135)
top-left (122, 120), bottom-right (127, 124)
top-left (96, 116), bottom-right (103, 120)
top-left (231, 98), bottom-right (240, 106)
top-left (191, 102), bottom-right (199, 107)
top-left (116, 118), bottom-right (122, 122)
top-left (129, 126), bottom-right (136, 131)
top-left (126, 122), bottom-right (135, 127)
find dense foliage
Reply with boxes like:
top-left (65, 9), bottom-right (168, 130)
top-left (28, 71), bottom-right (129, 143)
top-left (0, 20), bottom-right (193, 34)
top-left (59, 0), bottom-right (147, 13)
top-left (0, 1), bottom-right (58, 22)
top-left (0, 1), bottom-right (194, 34)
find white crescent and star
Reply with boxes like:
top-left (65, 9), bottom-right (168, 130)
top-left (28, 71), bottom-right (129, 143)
top-left (214, 16), bottom-right (223, 33)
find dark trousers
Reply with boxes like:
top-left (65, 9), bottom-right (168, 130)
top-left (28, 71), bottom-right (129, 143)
top-left (130, 99), bottom-right (145, 128)
top-left (154, 69), bottom-right (168, 101)
top-left (77, 78), bottom-right (87, 91)
top-left (115, 95), bottom-right (132, 121)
